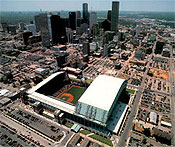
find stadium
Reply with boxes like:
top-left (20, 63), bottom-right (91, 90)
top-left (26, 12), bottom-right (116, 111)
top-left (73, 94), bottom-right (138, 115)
top-left (27, 72), bottom-right (129, 136)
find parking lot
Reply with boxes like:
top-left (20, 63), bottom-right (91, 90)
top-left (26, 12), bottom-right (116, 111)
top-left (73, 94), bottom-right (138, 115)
top-left (145, 77), bottom-right (170, 93)
top-left (150, 58), bottom-right (169, 71)
top-left (140, 91), bottom-right (170, 114)
top-left (8, 108), bottom-right (65, 142)
top-left (0, 123), bottom-right (34, 147)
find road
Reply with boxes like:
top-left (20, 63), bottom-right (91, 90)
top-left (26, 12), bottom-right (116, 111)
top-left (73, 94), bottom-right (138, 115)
top-left (117, 41), bottom-right (156, 147)
top-left (169, 44), bottom-right (175, 146)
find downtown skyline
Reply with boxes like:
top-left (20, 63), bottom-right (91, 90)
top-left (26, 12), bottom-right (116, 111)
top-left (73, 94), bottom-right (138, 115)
top-left (0, 0), bottom-right (175, 12)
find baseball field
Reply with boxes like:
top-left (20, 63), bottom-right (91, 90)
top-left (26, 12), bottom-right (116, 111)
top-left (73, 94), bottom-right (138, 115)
top-left (56, 85), bottom-right (87, 104)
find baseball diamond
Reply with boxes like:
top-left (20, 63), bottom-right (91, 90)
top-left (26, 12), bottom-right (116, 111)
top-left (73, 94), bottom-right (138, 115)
top-left (56, 85), bottom-right (87, 104)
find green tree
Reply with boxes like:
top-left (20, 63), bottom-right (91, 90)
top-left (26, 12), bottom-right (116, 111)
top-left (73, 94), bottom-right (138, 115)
top-left (144, 128), bottom-right (151, 137)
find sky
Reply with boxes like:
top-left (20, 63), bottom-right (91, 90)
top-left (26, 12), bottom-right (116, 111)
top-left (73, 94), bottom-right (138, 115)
top-left (0, 0), bottom-right (175, 12)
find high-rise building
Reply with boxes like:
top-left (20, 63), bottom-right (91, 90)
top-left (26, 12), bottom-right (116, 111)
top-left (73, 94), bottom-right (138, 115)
top-left (69, 12), bottom-right (76, 30)
top-left (89, 12), bottom-right (97, 29)
top-left (103, 44), bottom-right (109, 56)
top-left (80, 23), bottom-right (88, 33)
top-left (19, 23), bottom-right (25, 31)
top-left (7, 25), bottom-right (16, 35)
top-left (66, 28), bottom-right (73, 43)
top-left (136, 24), bottom-right (141, 36)
top-left (34, 15), bottom-right (41, 32)
top-left (82, 42), bottom-right (90, 55)
top-left (107, 10), bottom-right (112, 21)
top-left (82, 3), bottom-right (89, 23)
top-left (102, 19), bottom-right (111, 31)
top-left (50, 15), bottom-right (67, 44)
top-left (22, 32), bottom-right (33, 45)
top-left (92, 24), bottom-right (99, 36)
top-left (26, 24), bottom-right (36, 35)
top-left (76, 11), bottom-right (81, 19)
top-left (0, 22), bottom-right (8, 31)
top-left (155, 41), bottom-right (164, 54)
top-left (76, 11), bottom-right (81, 27)
top-left (111, 1), bottom-right (119, 33)
top-left (34, 13), bottom-right (51, 47)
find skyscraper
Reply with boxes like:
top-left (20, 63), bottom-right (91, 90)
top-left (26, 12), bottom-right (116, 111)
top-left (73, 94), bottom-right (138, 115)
top-left (76, 11), bottom-right (81, 19)
top-left (76, 11), bottom-right (81, 27)
top-left (107, 10), bottom-right (112, 21)
top-left (50, 15), bottom-right (67, 44)
top-left (82, 42), bottom-right (90, 55)
top-left (82, 3), bottom-right (89, 23)
top-left (89, 12), bottom-right (97, 29)
top-left (26, 24), bottom-right (36, 35)
top-left (0, 22), bottom-right (8, 32)
top-left (22, 32), bottom-right (33, 45)
top-left (111, 1), bottom-right (119, 33)
top-left (19, 23), bottom-right (25, 31)
top-left (69, 12), bottom-right (76, 30)
top-left (34, 15), bottom-right (41, 32)
top-left (34, 13), bottom-right (51, 47)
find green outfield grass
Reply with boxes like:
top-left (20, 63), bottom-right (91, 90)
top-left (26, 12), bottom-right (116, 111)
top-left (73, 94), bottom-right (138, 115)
top-left (57, 85), bottom-right (87, 104)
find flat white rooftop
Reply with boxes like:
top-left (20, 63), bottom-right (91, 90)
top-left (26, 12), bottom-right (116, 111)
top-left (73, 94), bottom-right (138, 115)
top-left (78, 75), bottom-right (126, 111)
top-left (0, 89), bottom-right (9, 97)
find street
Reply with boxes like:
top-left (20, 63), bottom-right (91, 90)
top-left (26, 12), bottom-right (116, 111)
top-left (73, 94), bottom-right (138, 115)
top-left (117, 41), bottom-right (156, 147)
top-left (169, 43), bottom-right (175, 146)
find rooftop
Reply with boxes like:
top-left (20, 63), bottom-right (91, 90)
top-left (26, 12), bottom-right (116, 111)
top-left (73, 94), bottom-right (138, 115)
top-left (78, 75), bottom-right (126, 111)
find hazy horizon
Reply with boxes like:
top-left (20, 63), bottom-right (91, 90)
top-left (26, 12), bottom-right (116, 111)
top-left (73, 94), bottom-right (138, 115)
top-left (0, 0), bottom-right (174, 12)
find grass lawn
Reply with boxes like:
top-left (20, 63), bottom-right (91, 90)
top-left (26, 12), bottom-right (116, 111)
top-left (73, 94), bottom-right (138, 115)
top-left (80, 129), bottom-right (91, 135)
top-left (89, 134), bottom-right (113, 146)
top-left (64, 122), bottom-right (73, 128)
top-left (126, 88), bottom-right (135, 94)
top-left (57, 85), bottom-right (86, 104)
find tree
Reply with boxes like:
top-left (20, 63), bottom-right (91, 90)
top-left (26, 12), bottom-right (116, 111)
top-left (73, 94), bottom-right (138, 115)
top-left (144, 128), bottom-right (151, 137)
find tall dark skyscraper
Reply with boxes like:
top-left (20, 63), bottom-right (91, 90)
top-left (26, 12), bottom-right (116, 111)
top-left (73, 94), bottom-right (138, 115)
top-left (22, 32), bottom-right (33, 45)
top-left (155, 41), bottom-right (164, 54)
top-left (111, 1), bottom-right (119, 33)
top-left (82, 3), bottom-right (89, 23)
top-left (34, 13), bottom-right (51, 47)
top-left (76, 11), bottom-right (81, 27)
top-left (69, 12), bottom-right (76, 30)
top-left (50, 15), bottom-right (67, 44)
top-left (34, 15), bottom-right (41, 32)
top-left (107, 10), bottom-right (112, 21)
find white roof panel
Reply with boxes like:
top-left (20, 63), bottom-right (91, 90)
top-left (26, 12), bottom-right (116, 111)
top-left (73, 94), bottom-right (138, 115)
top-left (150, 112), bottom-right (157, 124)
top-left (0, 89), bottom-right (9, 96)
top-left (28, 92), bottom-right (75, 114)
top-left (78, 75), bottom-right (126, 111)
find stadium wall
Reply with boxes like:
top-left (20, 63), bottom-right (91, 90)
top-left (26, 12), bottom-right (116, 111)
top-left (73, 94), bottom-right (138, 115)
top-left (108, 80), bottom-right (127, 119)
